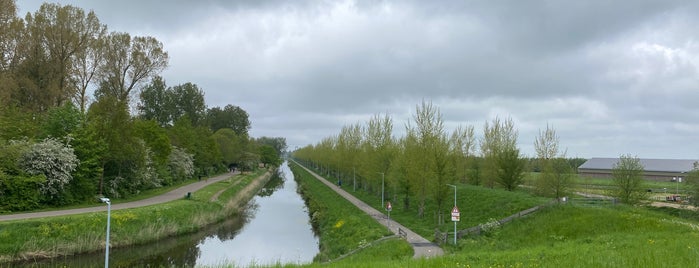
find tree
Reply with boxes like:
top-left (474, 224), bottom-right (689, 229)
top-left (533, 124), bottom-right (572, 199)
top-left (96, 32), bottom-right (168, 104)
top-left (72, 25), bottom-right (106, 113)
top-left (611, 154), bottom-right (646, 204)
top-left (449, 125), bottom-right (475, 184)
top-left (685, 162), bottom-right (699, 207)
top-left (256, 136), bottom-right (288, 156)
top-left (480, 116), bottom-right (522, 190)
top-left (407, 101), bottom-right (452, 217)
top-left (169, 82), bottom-right (207, 126)
top-left (259, 145), bottom-right (281, 167)
top-left (40, 102), bottom-right (82, 139)
top-left (207, 105), bottom-right (250, 135)
top-left (138, 76), bottom-right (172, 126)
top-left (494, 146), bottom-right (525, 191)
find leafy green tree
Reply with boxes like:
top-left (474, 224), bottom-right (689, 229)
top-left (96, 32), bottom-right (168, 103)
top-left (533, 124), bottom-right (572, 199)
top-left (68, 122), bottom-right (105, 203)
top-left (0, 105), bottom-right (41, 140)
top-left (41, 102), bottom-right (82, 139)
top-left (611, 154), bottom-right (646, 204)
top-left (449, 125), bottom-right (475, 184)
top-left (259, 145), bottom-right (281, 167)
top-left (685, 162), bottom-right (699, 207)
top-left (138, 76), bottom-right (172, 126)
top-left (207, 104), bottom-right (250, 135)
top-left (406, 102), bottom-right (452, 217)
top-left (256, 136), bottom-right (288, 156)
top-left (87, 95), bottom-right (137, 195)
top-left (0, 173), bottom-right (45, 211)
top-left (170, 82), bottom-right (207, 126)
top-left (133, 119), bottom-right (172, 166)
top-left (480, 116), bottom-right (522, 190)
top-left (494, 146), bottom-right (525, 191)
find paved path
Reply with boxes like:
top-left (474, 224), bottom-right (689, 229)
top-left (294, 161), bottom-right (444, 259)
top-left (0, 172), bottom-right (238, 222)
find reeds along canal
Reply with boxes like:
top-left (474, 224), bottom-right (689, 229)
top-left (15, 161), bottom-right (319, 267)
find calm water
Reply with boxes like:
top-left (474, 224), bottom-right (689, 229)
top-left (15, 161), bottom-right (319, 267)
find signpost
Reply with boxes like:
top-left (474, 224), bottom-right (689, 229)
top-left (451, 206), bottom-right (460, 245)
top-left (386, 201), bottom-right (392, 228)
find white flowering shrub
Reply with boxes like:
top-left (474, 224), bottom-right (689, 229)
top-left (135, 140), bottom-right (161, 189)
top-left (479, 218), bottom-right (502, 236)
top-left (20, 138), bottom-right (79, 197)
top-left (168, 146), bottom-right (195, 181)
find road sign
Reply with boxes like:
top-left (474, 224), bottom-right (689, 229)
top-left (386, 201), bottom-right (392, 211)
top-left (451, 206), bottom-right (460, 222)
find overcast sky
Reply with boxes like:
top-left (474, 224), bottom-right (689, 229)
top-left (17, 0), bottom-right (699, 159)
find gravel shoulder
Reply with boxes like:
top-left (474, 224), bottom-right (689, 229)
top-left (0, 172), bottom-right (237, 222)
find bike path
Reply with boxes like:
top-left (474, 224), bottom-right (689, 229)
top-left (294, 161), bottom-right (444, 259)
top-left (0, 172), bottom-right (237, 222)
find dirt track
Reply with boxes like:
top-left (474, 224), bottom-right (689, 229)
top-left (0, 172), bottom-right (237, 222)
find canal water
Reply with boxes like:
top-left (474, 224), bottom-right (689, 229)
top-left (16, 161), bottom-right (319, 267)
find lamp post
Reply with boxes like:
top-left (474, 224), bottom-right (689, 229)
top-left (447, 184), bottom-right (457, 245)
top-left (378, 172), bottom-right (385, 208)
top-left (100, 197), bottom-right (111, 268)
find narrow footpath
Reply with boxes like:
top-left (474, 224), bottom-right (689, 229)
top-left (0, 172), bottom-right (238, 222)
top-left (294, 161), bottom-right (444, 259)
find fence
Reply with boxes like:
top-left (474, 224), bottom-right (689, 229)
top-left (435, 201), bottom-right (553, 244)
top-left (567, 197), bottom-right (616, 206)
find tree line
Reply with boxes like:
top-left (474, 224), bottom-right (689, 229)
top-left (293, 101), bottom-right (574, 218)
top-left (0, 1), bottom-right (285, 211)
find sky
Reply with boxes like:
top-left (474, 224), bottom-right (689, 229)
top-left (16, 0), bottom-right (699, 159)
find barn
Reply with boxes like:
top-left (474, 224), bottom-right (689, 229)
top-left (578, 158), bottom-right (697, 182)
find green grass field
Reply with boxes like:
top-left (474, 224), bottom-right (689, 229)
top-left (287, 164), bottom-right (699, 267)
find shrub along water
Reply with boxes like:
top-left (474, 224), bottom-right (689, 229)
top-left (0, 169), bottom-right (270, 263)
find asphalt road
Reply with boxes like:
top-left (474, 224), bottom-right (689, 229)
top-left (0, 172), bottom-right (237, 222)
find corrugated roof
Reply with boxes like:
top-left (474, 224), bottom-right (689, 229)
top-left (579, 158), bottom-right (698, 173)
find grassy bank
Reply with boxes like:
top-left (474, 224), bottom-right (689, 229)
top-left (295, 204), bottom-right (699, 268)
top-left (291, 163), bottom-right (699, 267)
top-left (0, 169), bottom-right (270, 263)
top-left (289, 162), bottom-right (412, 263)
top-left (300, 164), bottom-right (548, 239)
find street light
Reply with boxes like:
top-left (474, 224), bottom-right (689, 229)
top-left (100, 197), bottom-right (111, 268)
top-left (378, 172), bottom-right (385, 208)
top-left (447, 184), bottom-right (457, 245)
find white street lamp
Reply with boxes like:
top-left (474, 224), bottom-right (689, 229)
top-left (100, 197), bottom-right (111, 268)
top-left (378, 172), bottom-right (385, 208)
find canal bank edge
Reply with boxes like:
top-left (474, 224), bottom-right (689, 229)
top-left (0, 169), bottom-right (273, 263)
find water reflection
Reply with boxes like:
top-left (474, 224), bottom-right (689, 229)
top-left (13, 162), bottom-right (318, 267)
top-left (195, 162), bottom-right (319, 267)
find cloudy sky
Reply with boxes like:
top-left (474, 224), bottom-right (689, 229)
top-left (17, 0), bottom-right (699, 159)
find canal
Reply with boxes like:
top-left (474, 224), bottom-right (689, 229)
top-left (18, 161), bottom-right (319, 267)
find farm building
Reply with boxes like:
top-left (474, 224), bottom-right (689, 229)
top-left (578, 158), bottom-right (698, 182)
